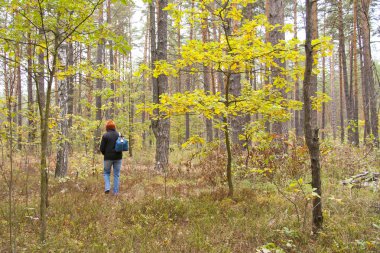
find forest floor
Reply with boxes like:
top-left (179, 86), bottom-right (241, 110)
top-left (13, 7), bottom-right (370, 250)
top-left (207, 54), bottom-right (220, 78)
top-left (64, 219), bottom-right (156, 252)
top-left (0, 143), bottom-right (380, 252)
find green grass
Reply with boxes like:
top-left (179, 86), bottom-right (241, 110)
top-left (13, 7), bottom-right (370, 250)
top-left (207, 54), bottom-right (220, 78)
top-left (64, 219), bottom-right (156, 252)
top-left (0, 145), bottom-right (379, 252)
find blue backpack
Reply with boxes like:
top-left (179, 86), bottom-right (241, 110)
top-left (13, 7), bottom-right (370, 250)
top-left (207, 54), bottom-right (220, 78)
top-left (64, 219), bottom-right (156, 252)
top-left (115, 132), bottom-right (129, 152)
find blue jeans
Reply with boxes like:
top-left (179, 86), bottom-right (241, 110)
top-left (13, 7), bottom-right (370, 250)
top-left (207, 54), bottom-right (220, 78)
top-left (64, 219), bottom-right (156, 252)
top-left (103, 159), bottom-right (122, 193)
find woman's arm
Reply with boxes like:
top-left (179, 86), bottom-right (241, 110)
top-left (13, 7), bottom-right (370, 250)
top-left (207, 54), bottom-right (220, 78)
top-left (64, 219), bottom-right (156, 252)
top-left (99, 134), bottom-right (107, 155)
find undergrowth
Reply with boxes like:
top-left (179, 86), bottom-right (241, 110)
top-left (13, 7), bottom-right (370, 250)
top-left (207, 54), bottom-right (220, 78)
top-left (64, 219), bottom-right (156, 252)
top-left (0, 142), bottom-right (379, 252)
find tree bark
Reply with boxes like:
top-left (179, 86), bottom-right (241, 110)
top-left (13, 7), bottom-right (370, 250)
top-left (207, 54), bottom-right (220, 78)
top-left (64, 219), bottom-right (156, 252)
top-left (294, 0), bottom-right (303, 137)
top-left (27, 33), bottom-right (35, 142)
top-left (202, 15), bottom-right (213, 143)
top-left (95, 3), bottom-right (104, 143)
top-left (16, 44), bottom-right (22, 149)
top-left (107, 0), bottom-right (115, 119)
top-left (304, 0), bottom-right (323, 234)
top-left (310, 0), bottom-right (318, 127)
top-left (268, 0), bottom-right (286, 136)
top-left (151, 0), bottom-right (170, 171)
top-left (339, 52), bottom-right (345, 143)
top-left (358, 27), bottom-right (370, 141)
top-left (359, 0), bottom-right (378, 144)
top-left (228, 4), bottom-right (249, 146)
top-left (322, 54), bottom-right (326, 140)
top-left (55, 44), bottom-right (69, 178)
top-left (338, 0), bottom-right (353, 143)
top-left (330, 53), bottom-right (337, 140)
top-left (352, 0), bottom-right (359, 146)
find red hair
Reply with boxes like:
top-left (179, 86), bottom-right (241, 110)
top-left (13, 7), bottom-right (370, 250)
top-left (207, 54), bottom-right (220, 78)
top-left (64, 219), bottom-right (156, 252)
top-left (106, 120), bottom-right (116, 131)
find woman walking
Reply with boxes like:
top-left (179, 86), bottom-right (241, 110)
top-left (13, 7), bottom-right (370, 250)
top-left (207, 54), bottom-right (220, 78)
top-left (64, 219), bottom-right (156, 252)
top-left (100, 120), bottom-right (122, 195)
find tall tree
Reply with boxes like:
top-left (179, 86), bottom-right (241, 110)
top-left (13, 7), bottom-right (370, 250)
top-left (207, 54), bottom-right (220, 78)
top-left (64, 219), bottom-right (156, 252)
top-left (294, 0), bottom-right (303, 137)
top-left (330, 53), bottom-right (337, 140)
top-left (359, 0), bottom-right (378, 144)
top-left (27, 33), bottom-right (35, 142)
top-left (55, 44), bottom-right (69, 178)
top-left (310, 0), bottom-right (318, 127)
top-left (202, 12), bottom-right (213, 143)
top-left (268, 0), bottom-right (286, 136)
top-left (352, 0), bottom-right (359, 145)
top-left (95, 3), bottom-right (105, 144)
top-left (151, 0), bottom-right (170, 171)
top-left (338, 0), bottom-right (353, 143)
top-left (304, 0), bottom-right (323, 234)
top-left (16, 44), bottom-right (22, 149)
top-left (107, 0), bottom-right (115, 119)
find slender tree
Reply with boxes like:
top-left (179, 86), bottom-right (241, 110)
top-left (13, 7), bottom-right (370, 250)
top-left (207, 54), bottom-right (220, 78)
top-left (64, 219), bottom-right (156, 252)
top-left (304, 0), bottom-right (323, 234)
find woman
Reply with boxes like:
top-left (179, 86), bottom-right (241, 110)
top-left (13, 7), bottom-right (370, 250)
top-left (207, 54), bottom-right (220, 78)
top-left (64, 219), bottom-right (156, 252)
top-left (100, 120), bottom-right (122, 195)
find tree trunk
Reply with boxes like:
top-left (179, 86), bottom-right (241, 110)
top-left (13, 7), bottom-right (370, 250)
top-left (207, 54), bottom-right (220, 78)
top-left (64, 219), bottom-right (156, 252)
top-left (339, 52), bottom-right (345, 143)
top-left (224, 74), bottom-right (233, 197)
top-left (352, 0), bottom-right (359, 146)
top-left (322, 55), bottom-right (326, 140)
top-left (151, 0), bottom-right (170, 171)
top-left (185, 0), bottom-right (195, 142)
top-left (95, 4), bottom-right (104, 143)
top-left (310, 0), bottom-right (318, 127)
top-left (67, 43), bottom-right (74, 128)
top-left (16, 44), bottom-right (22, 149)
top-left (55, 42), bottom-right (74, 178)
top-left (338, 0), bottom-right (353, 143)
top-left (358, 27), bottom-right (370, 141)
top-left (27, 33), bottom-right (35, 142)
top-left (268, 0), bottom-right (286, 136)
top-left (228, 5), bottom-right (249, 146)
top-left (330, 53), bottom-right (337, 140)
top-left (107, 0), bottom-right (115, 119)
top-left (359, 0), bottom-right (378, 144)
top-left (142, 16), bottom-right (149, 147)
top-left (294, 0), bottom-right (303, 137)
top-left (202, 15), bottom-right (213, 143)
top-left (55, 44), bottom-right (69, 178)
top-left (38, 29), bottom-right (45, 111)
top-left (304, 0), bottom-right (323, 234)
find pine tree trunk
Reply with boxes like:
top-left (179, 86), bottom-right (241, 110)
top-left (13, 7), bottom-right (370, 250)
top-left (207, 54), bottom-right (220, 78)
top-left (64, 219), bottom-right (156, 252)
top-left (338, 0), bottom-right (353, 143)
top-left (330, 53), bottom-right (337, 140)
top-left (358, 29), bottom-right (370, 141)
top-left (359, 0), bottom-right (378, 144)
top-left (352, 0), bottom-right (359, 146)
top-left (322, 55), bottom-right (326, 140)
top-left (339, 53), bottom-right (345, 143)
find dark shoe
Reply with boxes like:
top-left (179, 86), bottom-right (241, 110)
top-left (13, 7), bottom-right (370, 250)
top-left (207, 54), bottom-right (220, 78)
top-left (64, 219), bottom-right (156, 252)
top-left (105, 190), bottom-right (110, 194)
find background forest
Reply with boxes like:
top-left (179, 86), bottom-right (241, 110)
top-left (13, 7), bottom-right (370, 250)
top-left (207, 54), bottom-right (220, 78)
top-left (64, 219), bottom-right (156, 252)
top-left (0, 0), bottom-right (379, 252)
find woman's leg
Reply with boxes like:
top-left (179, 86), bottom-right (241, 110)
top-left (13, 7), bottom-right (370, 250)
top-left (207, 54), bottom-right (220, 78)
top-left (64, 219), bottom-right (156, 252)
top-left (112, 159), bottom-right (122, 193)
top-left (103, 160), bottom-right (112, 193)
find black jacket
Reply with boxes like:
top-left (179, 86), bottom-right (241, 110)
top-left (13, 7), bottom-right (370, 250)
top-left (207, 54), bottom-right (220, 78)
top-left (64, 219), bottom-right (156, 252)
top-left (100, 129), bottom-right (123, 160)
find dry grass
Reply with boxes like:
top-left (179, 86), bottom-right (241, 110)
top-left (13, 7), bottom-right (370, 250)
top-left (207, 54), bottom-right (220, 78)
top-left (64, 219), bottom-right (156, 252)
top-left (0, 143), bottom-right (379, 252)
